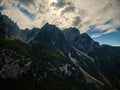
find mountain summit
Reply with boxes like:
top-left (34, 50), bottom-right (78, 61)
top-left (0, 13), bottom-right (120, 90)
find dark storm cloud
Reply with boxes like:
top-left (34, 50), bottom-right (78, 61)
top-left (61, 5), bottom-right (75, 15)
top-left (0, 0), bottom-right (3, 6)
top-left (51, 0), bottom-right (73, 9)
top-left (72, 16), bottom-right (81, 26)
top-left (16, 0), bottom-right (35, 6)
top-left (104, 19), bottom-right (113, 25)
top-left (0, 0), bottom-right (2, 4)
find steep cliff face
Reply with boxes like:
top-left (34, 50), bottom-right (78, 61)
top-left (63, 27), bottom-right (120, 89)
top-left (63, 28), bottom-right (100, 52)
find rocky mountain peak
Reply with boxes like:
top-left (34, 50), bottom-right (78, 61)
top-left (40, 23), bottom-right (60, 32)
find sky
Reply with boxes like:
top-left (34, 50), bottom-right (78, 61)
top-left (0, 0), bottom-right (120, 46)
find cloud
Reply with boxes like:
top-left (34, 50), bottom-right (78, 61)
top-left (104, 19), bottom-right (113, 25)
top-left (72, 16), bottom-right (81, 26)
top-left (90, 28), bottom-right (117, 38)
top-left (112, 44), bottom-right (120, 46)
top-left (17, 0), bottom-right (34, 5)
top-left (61, 5), bottom-right (75, 15)
top-left (95, 24), bottom-right (112, 31)
top-left (91, 33), bottom-right (102, 38)
top-left (51, 0), bottom-right (73, 9)
top-left (0, 0), bottom-right (120, 35)
top-left (0, 0), bottom-right (3, 6)
top-left (102, 29), bottom-right (116, 34)
top-left (17, 0), bottom-right (38, 13)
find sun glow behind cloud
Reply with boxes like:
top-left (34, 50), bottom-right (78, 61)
top-left (52, 0), bottom-right (58, 3)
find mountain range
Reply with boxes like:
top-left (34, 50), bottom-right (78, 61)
top-left (0, 13), bottom-right (120, 90)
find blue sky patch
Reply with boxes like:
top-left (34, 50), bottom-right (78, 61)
top-left (0, 6), bottom-right (5, 12)
top-left (88, 31), bottom-right (120, 45)
top-left (18, 7), bottom-right (35, 19)
top-left (87, 26), bottom-right (120, 45)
